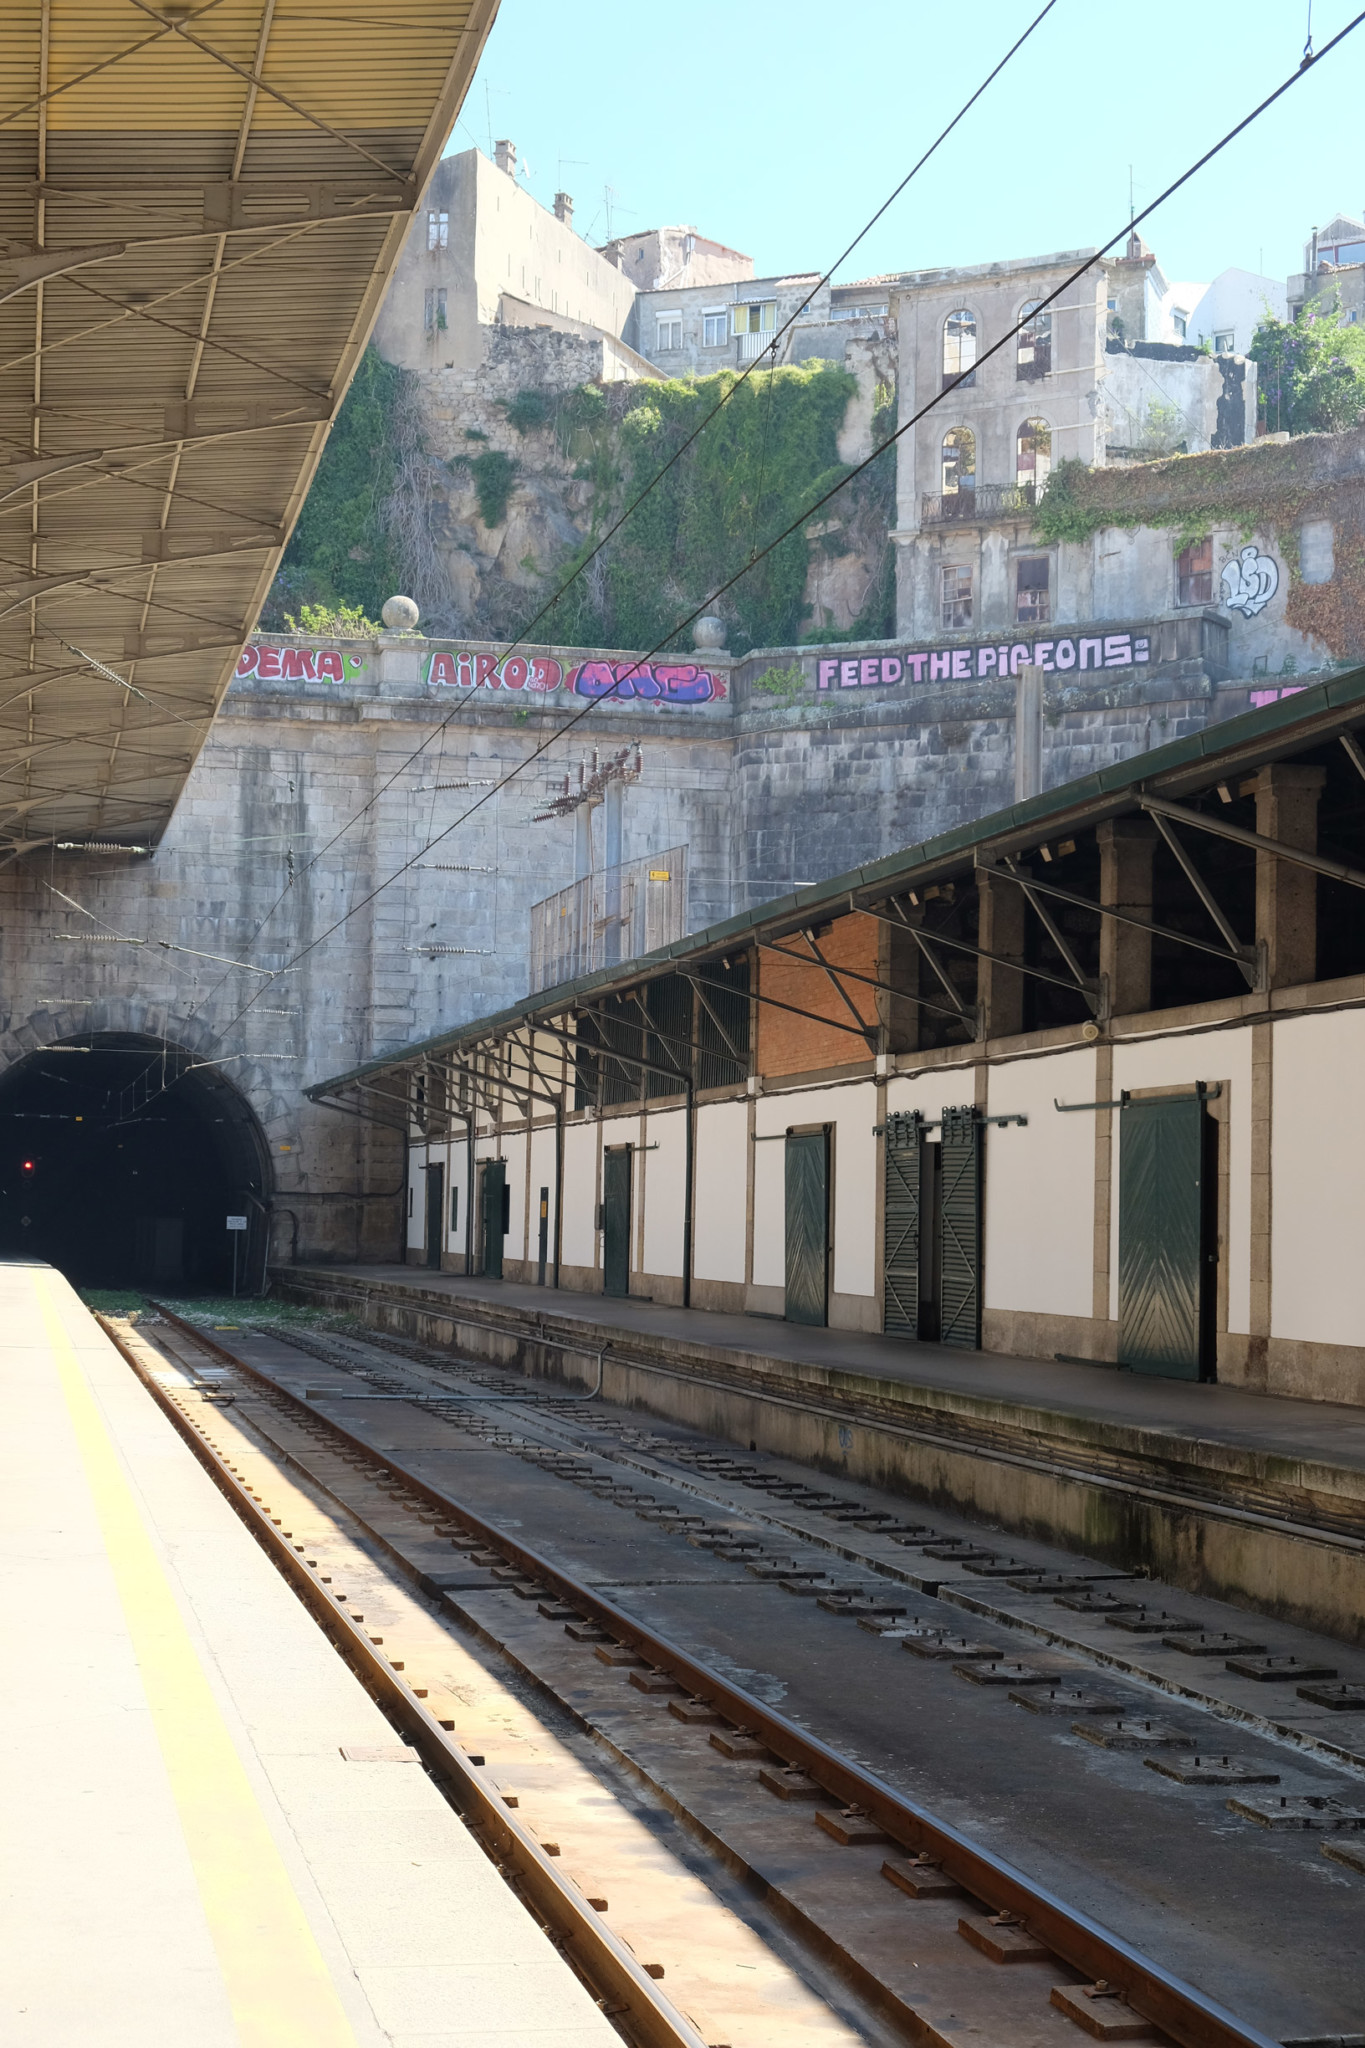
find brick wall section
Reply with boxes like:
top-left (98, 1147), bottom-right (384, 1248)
top-left (757, 915), bottom-right (879, 1076)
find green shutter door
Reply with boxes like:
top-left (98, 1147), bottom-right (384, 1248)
top-left (785, 1131), bottom-right (829, 1327)
top-left (602, 1147), bottom-right (632, 1297)
top-left (883, 1112), bottom-right (924, 1338)
top-left (1118, 1096), bottom-right (1211, 1379)
top-left (425, 1162), bottom-right (444, 1270)
top-left (939, 1106), bottom-right (982, 1350)
top-left (480, 1159), bottom-right (506, 1279)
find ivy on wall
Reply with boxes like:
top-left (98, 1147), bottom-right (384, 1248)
top-left (265, 352), bottom-right (894, 652)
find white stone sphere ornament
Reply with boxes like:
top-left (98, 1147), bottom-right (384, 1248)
top-left (692, 614), bottom-right (726, 651)
top-left (381, 594), bottom-right (421, 632)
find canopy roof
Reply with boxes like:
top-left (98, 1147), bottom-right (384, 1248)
top-left (0, 0), bottom-right (496, 856)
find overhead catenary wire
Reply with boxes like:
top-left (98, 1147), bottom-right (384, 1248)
top-left (193, 10), bottom-right (1363, 1064)
top-left (181, 3), bottom-right (1060, 994)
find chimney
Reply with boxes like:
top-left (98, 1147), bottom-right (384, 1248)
top-left (494, 138), bottom-right (516, 178)
top-left (554, 190), bottom-right (573, 228)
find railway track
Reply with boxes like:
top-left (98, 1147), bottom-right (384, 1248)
top-left (101, 1300), bottom-right (1363, 2048)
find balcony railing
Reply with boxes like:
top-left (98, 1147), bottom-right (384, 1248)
top-left (921, 482), bottom-right (1038, 525)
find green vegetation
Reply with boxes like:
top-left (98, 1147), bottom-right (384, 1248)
top-left (1033, 453), bottom-right (1266, 552)
top-left (466, 448), bottom-right (518, 527)
top-left (283, 599), bottom-right (380, 637)
top-left (751, 660), bottom-right (807, 704)
top-left (262, 347), bottom-right (406, 628)
top-left (540, 361), bottom-right (877, 655)
top-left (502, 388), bottom-right (555, 434)
top-left (1250, 301), bottom-right (1365, 435)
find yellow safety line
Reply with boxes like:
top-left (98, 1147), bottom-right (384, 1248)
top-left (37, 1276), bottom-right (359, 2048)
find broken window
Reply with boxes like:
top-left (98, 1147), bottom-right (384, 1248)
top-left (423, 287), bottom-right (435, 331)
top-left (656, 316), bottom-right (681, 351)
top-left (1017, 300), bottom-right (1052, 378)
top-left (941, 565), bottom-right (973, 629)
top-left (940, 426), bottom-right (975, 497)
top-left (1176, 538), bottom-right (1213, 606)
top-left (943, 308), bottom-right (977, 387)
top-left (1213, 330), bottom-right (1235, 352)
top-left (427, 210), bottom-right (449, 250)
top-left (1016, 418), bottom-right (1052, 496)
top-left (1015, 556), bottom-right (1050, 625)
top-left (702, 309), bottom-right (727, 347)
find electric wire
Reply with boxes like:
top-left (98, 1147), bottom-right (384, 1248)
top-left (186, 2), bottom-right (1060, 984)
top-left (197, 11), bottom-right (1363, 1061)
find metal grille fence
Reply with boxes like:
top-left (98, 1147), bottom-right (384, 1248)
top-left (529, 847), bottom-right (688, 992)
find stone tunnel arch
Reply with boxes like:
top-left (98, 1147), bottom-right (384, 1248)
top-left (0, 1008), bottom-right (274, 1292)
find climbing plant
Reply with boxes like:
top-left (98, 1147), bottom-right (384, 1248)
top-left (262, 346), bottom-right (406, 627)
top-left (537, 361), bottom-right (863, 656)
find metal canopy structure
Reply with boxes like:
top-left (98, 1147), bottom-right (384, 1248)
top-left (306, 665), bottom-right (1365, 1127)
top-left (0, 0), bottom-right (497, 858)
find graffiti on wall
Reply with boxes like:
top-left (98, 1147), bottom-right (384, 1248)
top-left (235, 645), bottom-right (366, 682)
top-left (816, 631), bottom-right (1152, 690)
top-left (422, 650), bottom-right (726, 704)
top-left (1221, 546), bottom-right (1279, 618)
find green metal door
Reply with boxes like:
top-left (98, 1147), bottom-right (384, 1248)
top-left (785, 1130), bottom-right (829, 1327)
top-left (480, 1158), bottom-right (506, 1279)
top-left (1118, 1096), bottom-right (1212, 1379)
top-left (883, 1112), bottom-right (924, 1338)
top-left (602, 1146), bottom-right (632, 1298)
top-left (939, 1106), bottom-right (983, 1350)
top-left (425, 1162), bottom-right (444, 1270)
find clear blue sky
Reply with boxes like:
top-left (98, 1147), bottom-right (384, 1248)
top-left (451, 1), bottom-right (1364, 292)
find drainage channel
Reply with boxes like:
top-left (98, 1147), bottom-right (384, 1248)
top-left (104, 1300), bottom-right (1324, 2048)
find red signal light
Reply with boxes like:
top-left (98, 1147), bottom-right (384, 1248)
top-left (20, 1158), bottom-right (35, 1176)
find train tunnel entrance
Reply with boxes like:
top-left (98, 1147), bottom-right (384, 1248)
top-left (0, 1034), bottom-right (271, 1292)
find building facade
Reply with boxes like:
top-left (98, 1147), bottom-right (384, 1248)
top-left (327, 677), bottom-right (1365, 1411)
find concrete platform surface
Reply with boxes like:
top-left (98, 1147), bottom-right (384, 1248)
top-left (0, 1259), bottom-right (617, 2048)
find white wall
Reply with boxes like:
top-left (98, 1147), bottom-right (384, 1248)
top-left (1271, 1010), bottom-right (1365, 1346)
top-left (560, 1120), bottom-right (598, 1271)
top-left (984, 1048), bottom-right (1097, 1320)
top-left (692, 1100), bottom-right (749, 1285)
top-left (501, 1130), bottom-right (528, 1264)
top-left (753, 1082), bottom-right (878, 1300)
top-left (1190, 269), bottom-right (1286, 357)
top-left (407, 1143), bottom-right (425, 1251)
top-left (1111, 1032), bottom-right (1252, 1332)
top-left (640, 1107), bottom-right (687, 1281)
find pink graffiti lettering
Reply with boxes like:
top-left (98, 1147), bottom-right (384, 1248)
top-left (880, 656), bottom-right (902, 684)
top-left (977, 646), bottom-right (997, 677)
top-left (1054, 638), bottom-right (1077, 670)
top-left (475, 653), bottom-right (499, 687)
top-left (317, 651), bottom-right (345, 683)
top-left (279, 648), bottom-right (316, 681)
top-left (501, 655), bottom-right (528, 690)
top-left (235, 645), bottom-right (259, 677)
top-left (1103, 634), bottom-right (1132, 667)
top-left (1079, 637), bottom-right (1103, 670)
top-left (527, 655), bottom-right (563, 691)
top-left (818, 658), bottom-right (838, 690)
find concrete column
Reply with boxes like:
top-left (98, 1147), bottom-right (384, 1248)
top-left (976, 869), bottom-right (1027, 1041)
top-left (1098, 817), bottom-right (1156, 1018)
top-left (1252, 763), bottom-right (1326, 989)
top-left (1014, 665), bottom-right (1042, 803)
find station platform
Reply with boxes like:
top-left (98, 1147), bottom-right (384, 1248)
top-left (276, 1263), bottom-right (1365, 1646)
top-left (0, 1260), bottom-right (617, 2047)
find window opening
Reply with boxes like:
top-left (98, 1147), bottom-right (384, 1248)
top-left (702, 309), bottom-right (727, 347)
top-left (940, 425), bottom-right (975, 498)
top-left (940, 565), bottom-right (973, 630)
top-left (1176, 537), bottom-right (1213, 606)
top-left (1017, 301), bottom-right (1051, 378)
top-left (656, 315), bottom-right (681, 351)
top-left (1212, 330), bottom-right (1235, 352)
top-left (943, 308), bottom-right (977, 387)
top-left (427, 210), bottom-right (449, 250)
top-left (1016, 418), bottom-right (1052, 496)
top-left (733, 302), bottom-right (776, 334)
top-left (1015, 556), bottom-right (1050, 625)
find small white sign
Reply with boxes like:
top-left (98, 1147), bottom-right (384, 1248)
top-left (226, 1215), bottom-right (248, 1231)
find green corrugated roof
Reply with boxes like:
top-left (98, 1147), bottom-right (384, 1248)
top-left (307, 665), bottom-right (1365, 1097)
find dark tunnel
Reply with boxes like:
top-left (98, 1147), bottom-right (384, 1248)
top-left (0, 1034), bottom-right (271, 1292)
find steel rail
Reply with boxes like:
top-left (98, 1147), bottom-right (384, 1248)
top-left (142, 1300), bottom-right (1279, 2048)
top-left (99, 1309), bottom-right (708, 2048)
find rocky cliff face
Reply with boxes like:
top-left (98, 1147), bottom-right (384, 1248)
top-left (367, 325), bottom-right (897, 651)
